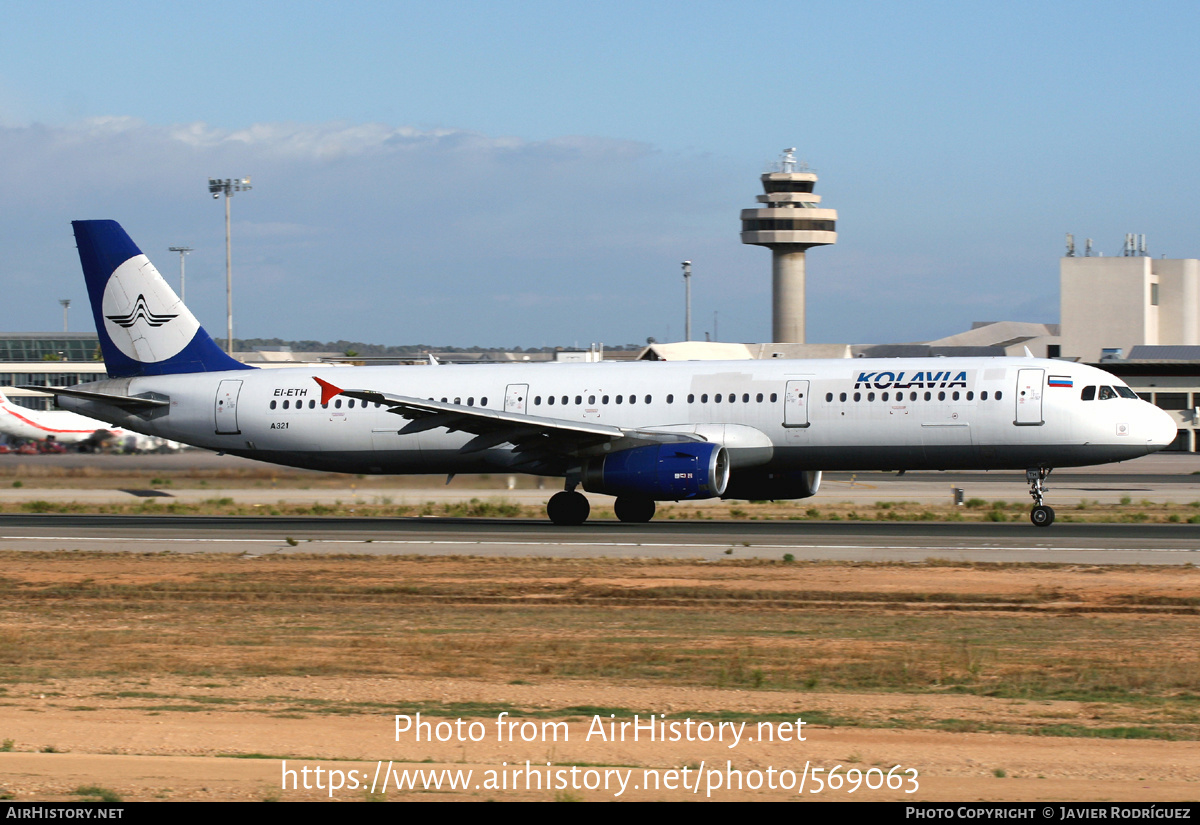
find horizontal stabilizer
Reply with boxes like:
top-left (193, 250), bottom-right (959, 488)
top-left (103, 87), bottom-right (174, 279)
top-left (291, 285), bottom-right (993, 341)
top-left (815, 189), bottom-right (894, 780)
top-left (19, 385), bottom-right (169, 410)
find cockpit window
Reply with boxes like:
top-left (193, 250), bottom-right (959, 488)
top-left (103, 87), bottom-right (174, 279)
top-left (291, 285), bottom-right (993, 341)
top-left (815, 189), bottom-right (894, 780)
top-left (1115, 386), bottom-right (1138, 399)
top-left (1098, 386), bottom-right (1117, 400)
top-left (1081, 386), bottom-right (1096, 401)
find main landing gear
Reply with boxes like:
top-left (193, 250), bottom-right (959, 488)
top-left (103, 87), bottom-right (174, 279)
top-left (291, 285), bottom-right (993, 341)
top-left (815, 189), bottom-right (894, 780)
top-left (547, 490), bottom-right (590, 526)
top-left (1027, 467), bottom-right (1055, 528)
top-left (546, 489), bottom-right (658, 525)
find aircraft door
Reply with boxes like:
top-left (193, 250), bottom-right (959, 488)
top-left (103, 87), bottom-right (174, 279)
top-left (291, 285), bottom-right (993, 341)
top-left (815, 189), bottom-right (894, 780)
top-left (783, 380), bottom-right (810, 428)
top-left (504, 384), bottom-right (529, 415)
top-left (214, 379), bottom-right (243, 435)
top-left (1015, 369), bottom-right (1044, 426)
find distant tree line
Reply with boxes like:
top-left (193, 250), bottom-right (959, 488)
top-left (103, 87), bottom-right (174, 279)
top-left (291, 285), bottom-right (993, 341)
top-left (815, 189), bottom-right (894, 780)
top-left (233, 338), bottom-right (646, 355)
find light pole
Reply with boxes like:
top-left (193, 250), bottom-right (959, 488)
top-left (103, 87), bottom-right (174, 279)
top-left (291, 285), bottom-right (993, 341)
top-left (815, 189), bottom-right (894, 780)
top-left (59, 299), bottom-right (70, 333)
top-left (169, 246), bottom-right (193, 302)
top-left (207, 177), bottom-right (252, 354)
top-left (681, 261), bottom-right (692, 341)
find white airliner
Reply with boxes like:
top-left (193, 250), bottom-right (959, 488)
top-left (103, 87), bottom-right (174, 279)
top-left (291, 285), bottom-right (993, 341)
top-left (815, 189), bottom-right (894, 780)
top-left (33, 220), bottom-right (1177, 527)
top-left (0, 389), bottom-right (125, 446)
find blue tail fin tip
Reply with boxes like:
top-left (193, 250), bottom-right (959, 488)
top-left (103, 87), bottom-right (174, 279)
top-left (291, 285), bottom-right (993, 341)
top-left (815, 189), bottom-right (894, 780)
top-left (72, 220), bottom-right (253, 378)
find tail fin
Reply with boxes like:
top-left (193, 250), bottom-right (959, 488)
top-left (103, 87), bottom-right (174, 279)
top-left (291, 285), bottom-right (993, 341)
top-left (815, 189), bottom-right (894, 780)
top-left (72, 220), bottom-right (253, 377)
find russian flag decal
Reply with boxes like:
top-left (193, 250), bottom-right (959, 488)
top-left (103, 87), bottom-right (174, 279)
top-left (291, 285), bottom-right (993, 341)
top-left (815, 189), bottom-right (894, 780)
top-left (1048, 375), bottom-right (1073, 388)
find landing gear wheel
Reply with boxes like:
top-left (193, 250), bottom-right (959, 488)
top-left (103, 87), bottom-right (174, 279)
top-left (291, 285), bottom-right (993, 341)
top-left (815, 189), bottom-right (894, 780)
top-left (614, 497), bottom-right (656, 523)
top-left (547, 490), bottom-right (590, 526)
top-left (1026, 467), bottom-right (1055, 528)
top-left (1030, 505), bottom-right (1055, 528)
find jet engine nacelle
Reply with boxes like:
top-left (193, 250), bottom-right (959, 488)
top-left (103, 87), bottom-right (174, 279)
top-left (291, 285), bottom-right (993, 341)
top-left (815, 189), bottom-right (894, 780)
top-left (721, 469), bottom-right (822, 501)
top-left (582, 442), bottom-right (730, 500)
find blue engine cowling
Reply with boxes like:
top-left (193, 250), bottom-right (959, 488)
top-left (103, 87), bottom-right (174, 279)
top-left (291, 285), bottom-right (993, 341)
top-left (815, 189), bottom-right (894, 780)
top-left (581, 443), bottom-right (730, 500)
top-left (720, 470), bottom-right (822, 501)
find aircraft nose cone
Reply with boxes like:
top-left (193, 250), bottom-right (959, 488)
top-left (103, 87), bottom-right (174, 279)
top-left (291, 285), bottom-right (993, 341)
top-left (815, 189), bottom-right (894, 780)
top-left (1149, 405), bottom-right (1178, 449)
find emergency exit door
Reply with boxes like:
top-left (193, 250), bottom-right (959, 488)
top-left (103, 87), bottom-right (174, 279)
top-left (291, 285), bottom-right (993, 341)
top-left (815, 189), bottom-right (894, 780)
top-left (215, 379), bottom-right (243, 435)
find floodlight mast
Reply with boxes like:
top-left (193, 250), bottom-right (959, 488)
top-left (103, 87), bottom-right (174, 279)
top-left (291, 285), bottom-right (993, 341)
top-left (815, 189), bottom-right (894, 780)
top-left (681, 261), bottom-right (692, 341)
top-left (168, 246), bottom-right (193, 302)
top-left (207, 177), bottom-right (252, 354)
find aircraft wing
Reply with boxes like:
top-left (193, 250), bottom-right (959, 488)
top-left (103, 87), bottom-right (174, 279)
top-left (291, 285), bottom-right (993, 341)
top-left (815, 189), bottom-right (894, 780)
top-left (314, 376), bottom-right (704, 471)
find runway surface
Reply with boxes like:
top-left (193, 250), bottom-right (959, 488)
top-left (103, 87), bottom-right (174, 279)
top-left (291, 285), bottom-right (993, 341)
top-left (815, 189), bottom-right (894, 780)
top-left (2, 513), bottom-right (1198, 564)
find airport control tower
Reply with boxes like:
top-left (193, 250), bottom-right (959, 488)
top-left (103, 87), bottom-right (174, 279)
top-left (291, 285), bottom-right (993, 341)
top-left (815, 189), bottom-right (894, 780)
top-left (740, 149), bottom-right (837, 343)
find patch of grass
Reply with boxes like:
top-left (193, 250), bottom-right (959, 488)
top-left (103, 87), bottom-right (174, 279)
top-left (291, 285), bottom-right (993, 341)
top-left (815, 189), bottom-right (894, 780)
top-left (72, 786), bottom-right (122, 803)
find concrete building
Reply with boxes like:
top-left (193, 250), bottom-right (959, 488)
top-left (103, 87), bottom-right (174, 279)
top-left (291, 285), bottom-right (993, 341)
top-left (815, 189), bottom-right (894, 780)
top-left (1060, 250), bottom-right (1200, 363)
top-left (740, 149), bottom-right (837, 344)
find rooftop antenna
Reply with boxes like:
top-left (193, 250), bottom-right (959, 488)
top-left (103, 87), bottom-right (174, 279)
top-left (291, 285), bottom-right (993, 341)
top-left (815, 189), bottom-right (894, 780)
top-left (1065, 233), bottom-right (1075, 257)
top-left (1085, 238), bottom-right (1093, 257)
top-left (58, 299), bottom-right (70, 333)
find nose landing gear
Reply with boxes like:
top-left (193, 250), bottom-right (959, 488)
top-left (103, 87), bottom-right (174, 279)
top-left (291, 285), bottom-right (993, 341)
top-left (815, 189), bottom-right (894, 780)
top-left (1027, 467), bottom-right (1055, 527)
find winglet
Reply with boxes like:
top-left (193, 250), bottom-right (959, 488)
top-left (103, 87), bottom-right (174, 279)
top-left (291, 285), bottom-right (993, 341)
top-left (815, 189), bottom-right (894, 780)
top-left (1024, 346), bottom-right (1034, 358)
top-left (313, 376), bottom-right (343, 405)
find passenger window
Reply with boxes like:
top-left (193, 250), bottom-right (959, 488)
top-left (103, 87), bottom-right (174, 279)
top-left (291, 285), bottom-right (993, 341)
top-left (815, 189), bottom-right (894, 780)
top-left (645, 395), bottom-right (651, 404)
top-left (910, 392), bottom-right (917, 401)
top-left (687, 394), bottom-right (694, 403)
top-left (588, 395), bottom-right (595, 405)
top-left (535, 396), bottom-right (542, 405)
top-left (966, 391), bottom-right (973, 401)
top-left (335, 399), bottom-right (342, 409)
top-left (715, 394), bottom-right (722, 403)
top-left (481, 397), bottom-right (488, 406)
top-left (547, 396), bottom-right (555, 405)
top-left (952, 391), bottom-right (959, 401)
top-left (629, 395), bottom-right (636, 405)
top-left (881, 392), bottom-right (889, 402)
top-left (468, 397), bottom-right (474, 406)
top-left (853, 392), bottom-right (861, 402)
top-left (826, 392), bottom-right (833, 402)
top-left (938, 392), bottom-right (945, 401)
top-left (770, 393), bottom-right (778, 402)
top-left (666, 394), bottom-right (673, 403)
top-left (743, 393), bottom-right (750, 403)
top-left (924, 391), bottom-right (931, 401)
top-left (616, 395), bottom-right (623, 404)
top-left (756, 393), bottom-right (764, 402)
top-left (575, 396), bottom-right (582, 405)
top-left (867, 392), bottom-right (875, 402)
top-left (1081, 386), bottom-right (1096, 401)
top-left (981, 391), bottom-right (988, 401)
top-left (839, 392), bottom-right (847, 402)
top-left (701, 394), bottom-right (709, 403)
top-left (995, 391), bottom-right (1003, 400)
top-left (603, 395), bottom-right (610, 404)
top-left (270, 400), bottom-right (277, 410)
top-left (310, 400), bottom-right (316, 409)
top-left (561, 396), bottom-right (567, 405)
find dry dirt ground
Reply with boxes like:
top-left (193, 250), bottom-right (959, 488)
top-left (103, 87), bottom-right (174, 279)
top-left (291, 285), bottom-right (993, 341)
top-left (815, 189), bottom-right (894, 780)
top-left (1, 553), bottom-right (1198, 802)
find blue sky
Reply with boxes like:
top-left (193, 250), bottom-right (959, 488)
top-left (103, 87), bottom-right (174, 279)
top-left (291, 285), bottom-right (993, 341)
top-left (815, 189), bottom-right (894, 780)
top-left (1, 1), bottom-right (1198, 347)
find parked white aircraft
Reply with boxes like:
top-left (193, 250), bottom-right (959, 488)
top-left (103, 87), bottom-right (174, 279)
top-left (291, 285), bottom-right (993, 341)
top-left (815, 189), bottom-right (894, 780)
top-left (34, 220), bottom-right (1177, 526)
top-left (0, 389), bottom-right (123, 446)
top-left (0, 389), bottom-right (179, 452)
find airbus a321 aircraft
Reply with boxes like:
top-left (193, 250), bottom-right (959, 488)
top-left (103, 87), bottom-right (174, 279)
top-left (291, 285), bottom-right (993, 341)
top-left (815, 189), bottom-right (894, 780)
top-left (33, 220), bottom-right (1177, 527)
